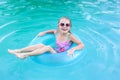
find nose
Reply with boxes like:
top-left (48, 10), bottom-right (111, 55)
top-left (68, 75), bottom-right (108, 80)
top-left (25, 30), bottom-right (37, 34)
top-left (62, 25), bottom-right (66, 28)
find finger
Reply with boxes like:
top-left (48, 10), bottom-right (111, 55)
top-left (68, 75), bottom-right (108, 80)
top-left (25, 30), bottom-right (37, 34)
top-left (67, 52), bottom-right (70, 56)
top-left (67, 53), bottom-right (70, 56)
top-left (67, 54), bottom-right (73, 58)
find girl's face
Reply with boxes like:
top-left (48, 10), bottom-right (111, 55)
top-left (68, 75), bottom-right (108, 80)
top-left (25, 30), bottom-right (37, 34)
top-left (58, 18), bottom-right (71, 34)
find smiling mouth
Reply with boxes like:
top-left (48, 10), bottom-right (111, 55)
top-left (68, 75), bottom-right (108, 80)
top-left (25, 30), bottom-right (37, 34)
top-left (61, 28), bottom-right (68, 31)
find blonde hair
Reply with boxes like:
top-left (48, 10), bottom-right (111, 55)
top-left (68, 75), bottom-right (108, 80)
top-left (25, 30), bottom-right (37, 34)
top-left (58, 16), bottom-right (72, 33)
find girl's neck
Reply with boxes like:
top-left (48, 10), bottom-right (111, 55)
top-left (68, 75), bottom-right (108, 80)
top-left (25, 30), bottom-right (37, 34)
top-left (57, 30), bottom-right (69, 37)
top-left (59, 32), bottom-right (68, 36)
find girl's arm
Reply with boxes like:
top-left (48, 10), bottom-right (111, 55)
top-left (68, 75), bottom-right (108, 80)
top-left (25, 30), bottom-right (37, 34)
top-left (67, 34), bottom-right (84, 55)
top-left (37, 30), bottom-right (56, 36)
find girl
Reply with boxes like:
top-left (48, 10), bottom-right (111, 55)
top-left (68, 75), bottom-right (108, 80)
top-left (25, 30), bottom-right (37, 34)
top-left (8, 17), bottom-right (84, 59)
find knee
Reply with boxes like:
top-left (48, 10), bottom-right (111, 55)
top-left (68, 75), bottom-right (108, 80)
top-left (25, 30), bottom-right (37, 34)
top-left (37, 44), bottom-right (45, 47)
top-left (45, 46), bottom-right (52, 50)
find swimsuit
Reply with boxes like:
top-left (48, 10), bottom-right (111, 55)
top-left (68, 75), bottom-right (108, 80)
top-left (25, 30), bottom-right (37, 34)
top-left (54, 32), bottom-right (72, 53)
top-left (55, 39), bottom-right (71, 53)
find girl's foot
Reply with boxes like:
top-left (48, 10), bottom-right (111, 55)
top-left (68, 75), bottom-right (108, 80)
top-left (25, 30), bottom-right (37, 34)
top-left (8, 49), bottom-right (27, 59)
top-left (8, 49), bottom-right (17, 54)
top-left (8, 49), bottom-right (21, 54)
top-left (14, 49), bottom-right (21, 53)
top-left (15, 53), bottom-right (27, 59)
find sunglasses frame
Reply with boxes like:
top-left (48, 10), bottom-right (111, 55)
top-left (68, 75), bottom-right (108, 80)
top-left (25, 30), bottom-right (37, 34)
top-left (59, 23), bottom-right (70, 27)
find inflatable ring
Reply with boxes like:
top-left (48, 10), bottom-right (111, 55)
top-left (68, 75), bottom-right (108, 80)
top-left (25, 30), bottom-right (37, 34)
top-left (30, 33), bottom-right (82, 66)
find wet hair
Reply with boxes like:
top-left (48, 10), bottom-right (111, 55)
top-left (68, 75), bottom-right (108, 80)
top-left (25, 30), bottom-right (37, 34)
top-left (58, 16), bottom-right (72, 33)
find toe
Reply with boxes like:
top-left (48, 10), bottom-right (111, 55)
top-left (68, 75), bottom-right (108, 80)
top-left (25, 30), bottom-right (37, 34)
top-left (8, 49), bottom-right (14, 54)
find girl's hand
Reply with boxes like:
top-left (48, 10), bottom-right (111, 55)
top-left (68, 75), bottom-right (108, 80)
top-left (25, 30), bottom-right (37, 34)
top-left (67, 48), bottom-right (75, 56)
top-left (37, 32), bottom-right (45, 37)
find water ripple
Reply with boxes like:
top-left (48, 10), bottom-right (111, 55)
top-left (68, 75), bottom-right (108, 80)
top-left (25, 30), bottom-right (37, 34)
top-left (0, 21), bottom-right (17, 29)
top-left (0, 30), bottom-right (17, 43)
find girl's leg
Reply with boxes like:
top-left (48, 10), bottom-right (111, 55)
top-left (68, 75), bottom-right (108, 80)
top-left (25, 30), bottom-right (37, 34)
top-left (17, 44), bottom-right (45, 52)
top-left (8, 44), bottom-right (45, 54)
top-left (16, 46), bottom-right (56, 59)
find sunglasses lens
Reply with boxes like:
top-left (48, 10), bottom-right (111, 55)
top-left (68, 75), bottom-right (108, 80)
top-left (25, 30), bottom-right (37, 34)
top-left (66, 24), bottom-right (70, 27)
top-left (60, 23), bottom-right (64, 26)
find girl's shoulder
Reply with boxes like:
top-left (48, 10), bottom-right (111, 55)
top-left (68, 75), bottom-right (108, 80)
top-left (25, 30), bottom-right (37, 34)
top-left (69, 33), bottom-right (77, 40)
top-left (69, 33), bottom-right (74, 38)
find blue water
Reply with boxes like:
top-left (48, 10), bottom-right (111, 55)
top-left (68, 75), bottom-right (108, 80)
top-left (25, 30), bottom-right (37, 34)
top-left (0, 0), bottom-right (120, 80)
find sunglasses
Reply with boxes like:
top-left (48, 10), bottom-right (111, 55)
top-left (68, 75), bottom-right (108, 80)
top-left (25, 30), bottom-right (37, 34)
top-left (60, 23), bottom-right (70, 27)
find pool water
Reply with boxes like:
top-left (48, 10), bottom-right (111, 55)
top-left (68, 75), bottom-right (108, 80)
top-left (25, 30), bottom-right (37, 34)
top-left (0, 0), bottom-right (120, 80)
